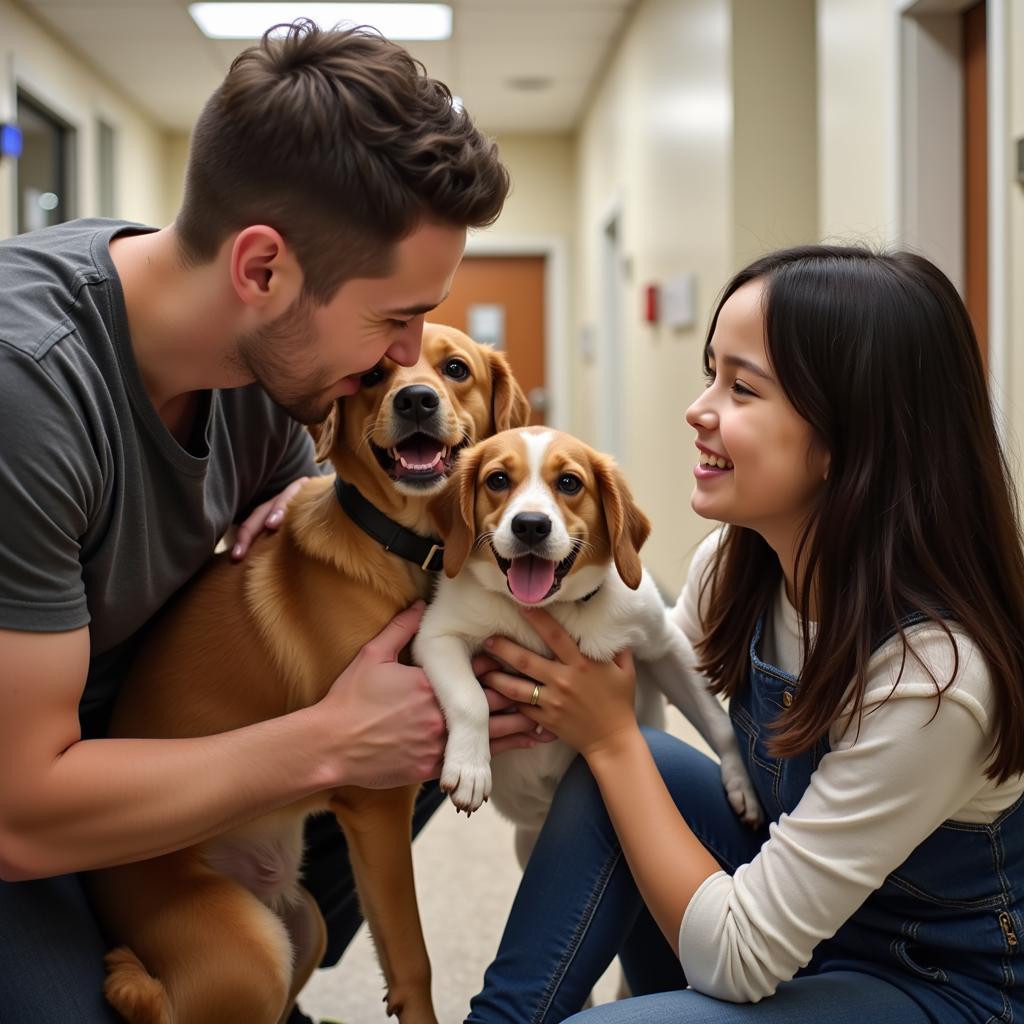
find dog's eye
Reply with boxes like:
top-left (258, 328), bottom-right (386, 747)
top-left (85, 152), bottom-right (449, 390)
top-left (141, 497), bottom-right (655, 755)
top-left (443, 358), bottom-right (470, 381)
top-left (485, 471), bottom-right (510, 492)
top-left (557, 474), bottom-right (583, 495)
top-left (360, 366), bottom-right (386, 387)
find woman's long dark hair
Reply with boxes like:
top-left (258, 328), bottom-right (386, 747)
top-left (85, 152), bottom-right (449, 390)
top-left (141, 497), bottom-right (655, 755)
top-left (696, 246), bottom-right (1024, 782)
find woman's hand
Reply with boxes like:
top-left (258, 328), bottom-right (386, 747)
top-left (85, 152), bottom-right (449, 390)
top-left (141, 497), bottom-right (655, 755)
top-left (481, 608), bottom-right (640, 760)
top-left (229, 477), bottom-right (310, 560)
top-left (472, 653), bottom-right (558, 754)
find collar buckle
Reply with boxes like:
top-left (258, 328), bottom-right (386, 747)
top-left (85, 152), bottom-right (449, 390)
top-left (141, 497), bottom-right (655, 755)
top-left (421, 543), bottom-right (443, 572)
top-left (334, 476), bottom-right (445, 574)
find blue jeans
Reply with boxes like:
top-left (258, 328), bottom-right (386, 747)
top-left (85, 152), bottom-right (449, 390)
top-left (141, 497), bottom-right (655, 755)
top-left (561, 971), bottom-right (932, 1023)
top-left (468, 730), bottom-right (935, 1024)
top-left (0, 781), bottom-right (443, 1023)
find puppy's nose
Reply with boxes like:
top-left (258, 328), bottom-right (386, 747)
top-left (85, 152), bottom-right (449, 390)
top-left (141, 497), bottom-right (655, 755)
top-left (394, 385), bottom-right (440, 424)
top-left (511, 512), bottom-right (552, 547)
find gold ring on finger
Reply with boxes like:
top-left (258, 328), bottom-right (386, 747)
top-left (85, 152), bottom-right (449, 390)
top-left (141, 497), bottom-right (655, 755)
top-left (530, 684), bottom-right (541, 707)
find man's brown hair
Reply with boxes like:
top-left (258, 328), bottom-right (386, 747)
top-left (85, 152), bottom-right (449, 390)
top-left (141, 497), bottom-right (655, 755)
top-left (176, 20), bottom-right (510, 301)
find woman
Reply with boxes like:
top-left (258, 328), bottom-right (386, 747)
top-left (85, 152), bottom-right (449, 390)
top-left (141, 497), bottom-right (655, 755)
top-left (469, 247), bottom-right (1024, 1023)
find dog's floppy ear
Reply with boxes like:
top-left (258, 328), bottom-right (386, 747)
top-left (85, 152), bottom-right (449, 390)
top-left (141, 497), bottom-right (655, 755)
top-left (429, 444), bottom-right (484, 578)
top-left (308, 401), bottom-right (340, 463)
top-left (592, 454), bottom-right (651, 590)
top-left (487, 349), bottom-right (531, 433)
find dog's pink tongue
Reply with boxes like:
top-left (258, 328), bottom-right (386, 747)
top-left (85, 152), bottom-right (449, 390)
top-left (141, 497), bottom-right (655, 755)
top-left (507, 555), bottom-right (557, 604)
top-left (396, 436), bottom-right (444, 465)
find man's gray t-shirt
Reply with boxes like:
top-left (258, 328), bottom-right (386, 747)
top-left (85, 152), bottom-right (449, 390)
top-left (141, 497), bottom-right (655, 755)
top-left (0, 219), bottom-right (319, 735)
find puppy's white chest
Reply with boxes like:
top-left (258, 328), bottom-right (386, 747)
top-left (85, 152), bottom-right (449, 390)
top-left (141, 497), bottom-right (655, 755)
top-left (550, 592), bottom-right (651, 660)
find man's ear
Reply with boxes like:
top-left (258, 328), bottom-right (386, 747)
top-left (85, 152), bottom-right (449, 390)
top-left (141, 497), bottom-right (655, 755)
top-left (230, 225), bottom-right (302, 312)
top-left (592, 454), bottom-right (651, 590)
top-left (307, 401), bottom-right (340, 463)
top-left (429, 445), bottom-right (483, 578)
top-left (487, 349), bottom-right (531, 433)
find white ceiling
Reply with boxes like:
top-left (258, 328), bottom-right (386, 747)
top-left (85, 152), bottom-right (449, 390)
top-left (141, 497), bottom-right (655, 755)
top-left (18, 0), bottom-right (637, 134)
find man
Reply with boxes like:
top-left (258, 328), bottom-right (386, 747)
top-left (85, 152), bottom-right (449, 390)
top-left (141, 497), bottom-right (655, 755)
top-left (0, 21), bottom-right (535, 1023)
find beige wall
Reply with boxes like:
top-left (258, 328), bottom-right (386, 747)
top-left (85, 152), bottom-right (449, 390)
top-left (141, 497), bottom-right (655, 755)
top-left (571, 0), bottom-right (818, 593)
top-left (485, 133), bottom-right (575, 240)
top-left (816, 0), bottom-right (897, 243)
top-left (0, 0), bottom-right (173, 237)
top-left (732, 0), bottom-right (819, 265)
top-left (573, 0), bottom-right (735, 590)
top-left (164, 132), bottom-right (191, 224)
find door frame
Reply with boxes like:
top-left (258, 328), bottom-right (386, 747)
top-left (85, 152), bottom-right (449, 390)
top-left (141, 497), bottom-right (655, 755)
top-left (597, 200), bottom-right (625, 463)
top-left (15, 87), bottom-right (77, 232)
top-left (6, 58), bottom-right (82, 235)
top-left (892, 0), bottom-right (1010, 440)
top-left (463, 234), bottom-right (570, 431)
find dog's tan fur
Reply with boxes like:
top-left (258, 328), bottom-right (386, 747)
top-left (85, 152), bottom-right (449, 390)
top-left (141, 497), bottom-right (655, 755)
top-left (88, 324), bottom-right (529, 1024)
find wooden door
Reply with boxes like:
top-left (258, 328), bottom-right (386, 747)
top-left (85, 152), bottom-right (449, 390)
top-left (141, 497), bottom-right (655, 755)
top-left (432, 255), bottom-right (547, 425)
top-left (963, 0), bottom-right (988, 366)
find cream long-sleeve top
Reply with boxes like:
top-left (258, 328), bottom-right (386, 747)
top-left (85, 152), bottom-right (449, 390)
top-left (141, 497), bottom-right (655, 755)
top-left (670, 529), bottom-right (1024, 1003)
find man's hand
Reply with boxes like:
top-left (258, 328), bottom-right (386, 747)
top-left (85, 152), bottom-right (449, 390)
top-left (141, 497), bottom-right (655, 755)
top-left (316, 602), bottom-right (446, 790)
top-left (313, 606), bottom-right (554, 791)
top-left (230, 476), bottom-right (310, 560)
top-left (473, 654), bottom-right (557, 755)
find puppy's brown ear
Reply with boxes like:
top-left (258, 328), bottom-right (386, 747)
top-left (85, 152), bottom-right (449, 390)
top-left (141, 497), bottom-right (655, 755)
top-left (429, 444), bottom-right (484, 578)
top-left (488, 349), bottom-right (531, 432)
top-left (308, 401), bottom-right (340, 463)
top-left (592, 454), bottom-right (651, 590)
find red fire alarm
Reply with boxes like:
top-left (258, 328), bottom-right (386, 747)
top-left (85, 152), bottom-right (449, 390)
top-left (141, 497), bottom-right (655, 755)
top-left (644, 284), bottom-right (659, 324)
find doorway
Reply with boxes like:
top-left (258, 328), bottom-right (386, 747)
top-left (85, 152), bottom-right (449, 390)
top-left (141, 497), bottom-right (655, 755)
top-left (598, 211), bottom-right (625, 462)
top-left (432, 255), bottom-right (548, 425)
top-left (963, 0), bottom-right (987, 362)
top-left (898, 0), bottom-right (992, 367)
top-left (16, 90), bottom-right (74, 234)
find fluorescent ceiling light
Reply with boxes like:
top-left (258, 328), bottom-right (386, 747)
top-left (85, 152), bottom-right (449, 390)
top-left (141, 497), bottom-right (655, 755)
top-left (189, 3), bottom-right (453, 41)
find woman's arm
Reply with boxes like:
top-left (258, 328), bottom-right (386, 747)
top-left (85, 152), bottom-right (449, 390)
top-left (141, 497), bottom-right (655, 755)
top-left (484, 615), bottom-right (995, 1003)
top-left (678, 679), bottom-right (990, 1001)
top-left (584, 725), bottom-right (723, 947)
top-left (483, 614), bottom-right (720, 948)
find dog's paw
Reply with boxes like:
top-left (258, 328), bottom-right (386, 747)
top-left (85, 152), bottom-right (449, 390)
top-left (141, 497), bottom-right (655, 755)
top-left (440, 759), bottom-right (492, 814)
top-left (721, 760), bottom-right (764, 829)
top-left (104, 947), bottom-right (171, 1024)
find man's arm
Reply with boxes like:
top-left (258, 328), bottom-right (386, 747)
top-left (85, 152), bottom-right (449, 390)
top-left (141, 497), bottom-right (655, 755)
top-left (0, 607), bottom-right (446, 881)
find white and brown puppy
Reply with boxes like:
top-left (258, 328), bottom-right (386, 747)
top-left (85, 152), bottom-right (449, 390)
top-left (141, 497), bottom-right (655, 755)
top-left (413, 427), bottom-right (761, 854)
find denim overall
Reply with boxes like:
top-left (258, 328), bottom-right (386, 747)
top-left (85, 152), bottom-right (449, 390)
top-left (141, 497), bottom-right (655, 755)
top-left (731, 612), bottom-right (1024, 1023)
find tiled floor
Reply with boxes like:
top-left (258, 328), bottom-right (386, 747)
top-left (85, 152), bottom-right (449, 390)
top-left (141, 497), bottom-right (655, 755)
top-left (300, 709), bottom-right (710, 1023)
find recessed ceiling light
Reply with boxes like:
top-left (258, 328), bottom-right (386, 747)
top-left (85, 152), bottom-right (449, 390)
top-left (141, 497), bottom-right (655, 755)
top-left (505, 75), bottom-right (554, 92)
top-left (189, 3), bottom-right (453, 41)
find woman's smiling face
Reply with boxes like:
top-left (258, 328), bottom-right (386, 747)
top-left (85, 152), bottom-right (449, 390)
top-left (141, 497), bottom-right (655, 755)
top-left (684, 279), bottom-right (829, 542)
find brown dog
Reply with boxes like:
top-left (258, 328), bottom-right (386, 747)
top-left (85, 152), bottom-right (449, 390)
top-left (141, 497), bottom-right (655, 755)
top-left (88, 324), bottom-right (530, 1024)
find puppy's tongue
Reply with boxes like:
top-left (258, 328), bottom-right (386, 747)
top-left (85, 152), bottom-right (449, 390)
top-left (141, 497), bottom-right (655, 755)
top-left (507, 555), bottom-right (557, 604)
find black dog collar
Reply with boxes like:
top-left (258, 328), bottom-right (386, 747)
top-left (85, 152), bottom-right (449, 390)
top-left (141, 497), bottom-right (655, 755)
top-left (333, 477), bottom-right (445, 572)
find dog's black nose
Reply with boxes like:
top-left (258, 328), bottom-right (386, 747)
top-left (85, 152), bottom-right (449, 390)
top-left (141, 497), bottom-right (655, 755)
top-left (511, 512), bottom-right (552, 547)
top-left (393, 385), bottom-right (440, 424)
